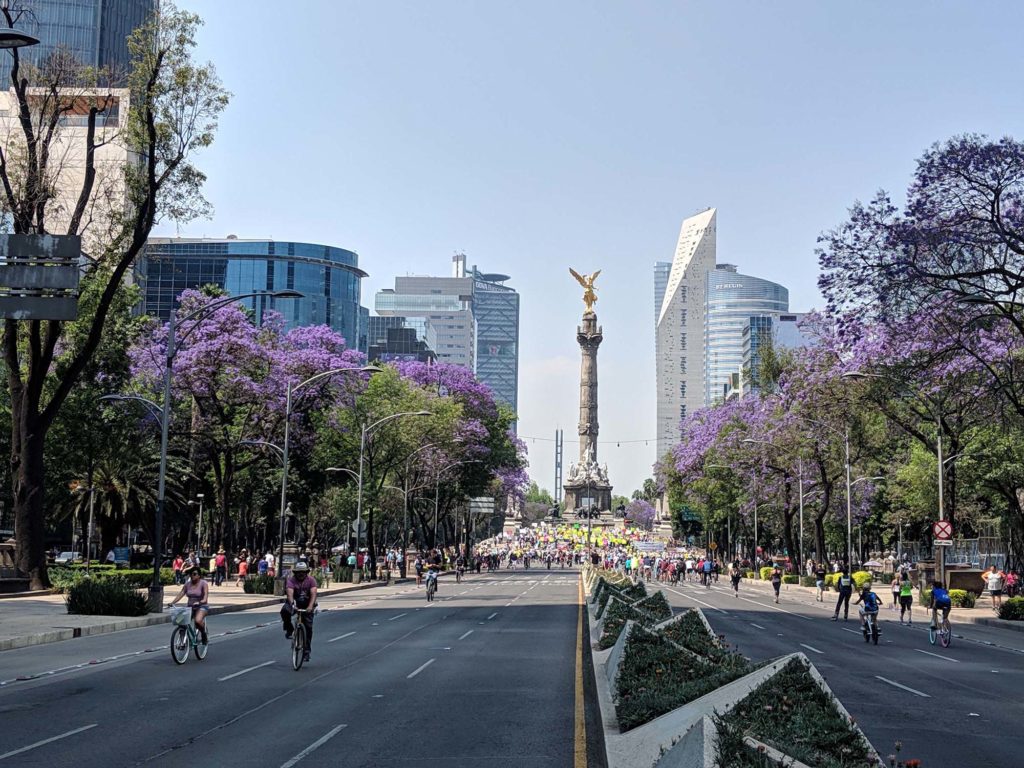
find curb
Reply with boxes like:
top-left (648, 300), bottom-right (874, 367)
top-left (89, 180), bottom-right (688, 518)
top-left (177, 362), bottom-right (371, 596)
top-left (0, 589), bottom-right (55, 600)
top-left (0, 579), bottom-right (402, 653)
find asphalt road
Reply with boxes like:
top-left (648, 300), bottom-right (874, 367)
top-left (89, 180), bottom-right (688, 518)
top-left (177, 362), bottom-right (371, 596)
top-left (661, 575), bottom-right (1024, 766)
top-left (0, 569), bottom-right (593, 768)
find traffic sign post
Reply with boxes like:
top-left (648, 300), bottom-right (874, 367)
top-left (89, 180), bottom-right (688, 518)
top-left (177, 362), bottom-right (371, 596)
top-left (932, 520), bottom-right (953, 540)
top-left (934, 540), bottom-right (953, 547)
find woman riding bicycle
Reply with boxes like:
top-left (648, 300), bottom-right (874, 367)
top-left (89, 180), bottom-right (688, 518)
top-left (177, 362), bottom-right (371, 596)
top-left (169, 566), bottom-right (210, 645)
top-left (281, 560), bottom-right (318, 662)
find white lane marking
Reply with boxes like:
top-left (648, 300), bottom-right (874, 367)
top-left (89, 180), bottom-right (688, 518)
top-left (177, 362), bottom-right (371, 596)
top-left (799, 643), bottom-right (824, 655)
top-left (218, 660), bottom-right (274, 681)
top-left (327, 631), bottom-right (356, 643)
top-left (665, 586), bottom-right (727, 613)
top-left (750, 623), bottom-right (766, 630)
top-left (841, 628), bottom-right (862, 635)
top-left (875, 676), bottom-right (930, 698)
top-left (487, 612), bottom-right (498, 620)
top-left (279, 723), bottom-right (347, 768)
top-left (915, 649), bottom-right (960, 663)
top-left (388, 613), bottom-right (408, 621)
top-left (0, 724), bottom-right (98, 762)
top-left (459, 630), bottom-right (474, 640)
top-left (406, 658), bottom-right (436, 679)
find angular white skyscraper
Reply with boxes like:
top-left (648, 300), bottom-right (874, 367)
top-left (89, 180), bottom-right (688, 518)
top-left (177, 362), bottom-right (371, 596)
top-left (656, 208), bottom-right (717, 459)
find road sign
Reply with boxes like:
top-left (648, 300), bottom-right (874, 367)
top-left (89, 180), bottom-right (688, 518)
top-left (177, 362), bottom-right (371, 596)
top-left (933, 520), bottom-right (953, 540)
top-left (934, 539), bottom-right (953, 547)
top-left (350, 519), bottom-right (367, 536)
top-left (709, 542), bottom-right (718, 551)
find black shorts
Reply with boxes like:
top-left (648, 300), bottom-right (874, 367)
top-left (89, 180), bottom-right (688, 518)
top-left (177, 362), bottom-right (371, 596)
top-left (989, 589), bottom-right (1003, 597)
top-left (899, 595), bottom-right (913, 609)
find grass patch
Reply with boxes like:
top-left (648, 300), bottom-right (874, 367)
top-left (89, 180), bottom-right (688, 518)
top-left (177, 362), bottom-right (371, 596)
top-left (716, 657), bottom-right (874, 768)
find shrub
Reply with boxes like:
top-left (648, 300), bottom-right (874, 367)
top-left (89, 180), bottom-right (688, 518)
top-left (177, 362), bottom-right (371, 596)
top-left (633, 591), bottom-right (672, 622)
top-left (743, 570), bottom-right (755, 579)
top-left (800, 575), bottom-right (817, 588)
top-left (65, 579), bottom-right (148, 616)
top-left (596, 580), bottom-right (646, 619)
top-left (783, 574), bottom-right (799, 584)
top-left (49, 567), bottom-right (174, 593)
top-left (852, 570), bottom-right (873, 589)
top-left (999, 596), bottom-right (1024, 621)
top-left (949, 589), bottom-right (975, 608)
top-left (660, 610), bottom-right (750, 672)
top-left (716, 657), bottom-right (875, 768)
top-left (242, 574), bottom-right (276, 595)
top-left (759, 566), bottom-right (774, 581)
top-left (614, 628), bottom-right (749, 731)
top-left (824, 573), bottom-right (838, 587)
top-left (919, 588), bottom-right (932, 607)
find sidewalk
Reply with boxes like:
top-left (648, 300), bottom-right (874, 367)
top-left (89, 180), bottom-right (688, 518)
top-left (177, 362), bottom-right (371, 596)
top-left (0, 576), bottom-right (408, 652)
top-left (697, 575), bottom-right (1024, 633)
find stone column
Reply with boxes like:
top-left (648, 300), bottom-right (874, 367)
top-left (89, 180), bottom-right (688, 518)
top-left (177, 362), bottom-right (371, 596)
top-left (577, 311), bottom-right (603, 463)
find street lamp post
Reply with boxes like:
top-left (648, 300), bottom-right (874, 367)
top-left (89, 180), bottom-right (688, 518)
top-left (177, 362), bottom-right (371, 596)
top-left (433, 459), bottom-right (482, 550)
top-left (278, 365), bottom-right (381, 584)
top-left (106, 290), bottom-right (301, 612)
top-left (188, 493), bottom-right (205, 556)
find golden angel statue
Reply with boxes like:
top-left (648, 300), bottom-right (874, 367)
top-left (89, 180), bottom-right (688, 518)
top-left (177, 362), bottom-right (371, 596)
top-left (569, 268), bottom-right (601, 312)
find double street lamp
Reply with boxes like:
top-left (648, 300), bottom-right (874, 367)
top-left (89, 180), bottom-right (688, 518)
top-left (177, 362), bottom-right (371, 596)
top-left (102, 290), bottom-right (302, 611)
top-left (433, 459), bottom-right (482, 550)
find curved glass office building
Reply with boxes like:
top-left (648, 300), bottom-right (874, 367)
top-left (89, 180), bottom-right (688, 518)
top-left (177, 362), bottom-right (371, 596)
top-left (705, 265), bottom-right (788, 405)
top-left (141, 238), bottom-right (368, 351)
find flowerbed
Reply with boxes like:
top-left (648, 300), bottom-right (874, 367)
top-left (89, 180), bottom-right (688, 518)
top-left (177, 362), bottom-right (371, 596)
top-left (613, 628), bottom-right (748, 731)
top-left (715, 657), bottom-right (875, 768)
top-left (598, 592), bottom-right (669, 649)
top-left (658, 610), bottom-right (748, 671)
top-left (595, 578), bottom-right (647, 619)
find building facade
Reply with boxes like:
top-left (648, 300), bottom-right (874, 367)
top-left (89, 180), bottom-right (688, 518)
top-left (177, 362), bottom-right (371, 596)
top-left (654, 261), bottom-right (671, 327)
top-left (141, 238), bottom-right (368, 351)
top-left (704, 265), bottom-right (788, 405)
top-left (0, 0), bottom-right (155, 87)
top-left (373, 253), bottom-right (519, 413)
top-left (367, 316), bottom-right (435, 363)
top-left (742, 312), bottom-right (812, 394)
top-left (656, 208), bottom-right (717, 459)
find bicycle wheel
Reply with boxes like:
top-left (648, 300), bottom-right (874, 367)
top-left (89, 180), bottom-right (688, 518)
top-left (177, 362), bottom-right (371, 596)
top-left (171, 626), bottom-right (190, 665)
top-left (928, 625), bottom-right (937, 645)
top-left (872, 621), bottom-right (879, 645)
top-left (292, 624), bottom-right (305, 671)
top-left (940, 620), bottom-right (952, 648)
top-left (195, 630), bottom-right (209, 660)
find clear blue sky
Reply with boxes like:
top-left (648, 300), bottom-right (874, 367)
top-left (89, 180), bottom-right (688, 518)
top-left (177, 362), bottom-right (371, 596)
top-left (170, 0), bottom-right (1024, 496)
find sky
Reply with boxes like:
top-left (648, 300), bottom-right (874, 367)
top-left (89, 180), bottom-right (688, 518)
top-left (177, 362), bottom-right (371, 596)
top-left (169, 0), bottom-right (1024, 497)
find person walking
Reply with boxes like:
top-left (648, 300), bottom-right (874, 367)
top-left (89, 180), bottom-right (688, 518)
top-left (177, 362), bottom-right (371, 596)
top-left (214, 548), bottom-right (227, 587)
top-left (172, 554), bottom-right (184, 585)
top-left (730, 560), bottom-right (742, 596)
top-left (831, 567), bottom-right (854, 621)
top-left (898, 571), bottom-right (914, 625)
top-left (770, 566), bottom-right (783, 603)
top-left (890, 574), bottom-right (901, 611)
top-left (814, 563), bottom-right (827, 602)
top-left (234, 551), bottom-right (249, 587)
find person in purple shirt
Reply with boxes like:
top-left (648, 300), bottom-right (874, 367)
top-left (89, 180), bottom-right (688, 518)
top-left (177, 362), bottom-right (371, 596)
top-left (281, 561), bottom-right (318, 661)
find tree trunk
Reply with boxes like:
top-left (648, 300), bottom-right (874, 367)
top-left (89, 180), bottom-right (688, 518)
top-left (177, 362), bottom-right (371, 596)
top-left (12, 420), bottom-right (47, 589)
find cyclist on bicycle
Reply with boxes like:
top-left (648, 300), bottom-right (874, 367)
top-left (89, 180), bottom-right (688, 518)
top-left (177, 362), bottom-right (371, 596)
top-left (455, 554), bottom-right (466, 581)
top-left (929, 580), bottom-right (952, 631)
top-left (281, 560), bottom-right (317, 662)
top-left (169, 565), bottom-right (209, 645)
top-left (853, 583), bottom-right (882, 635)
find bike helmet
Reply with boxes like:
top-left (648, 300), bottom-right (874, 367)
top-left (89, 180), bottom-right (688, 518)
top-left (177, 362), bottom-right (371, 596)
top-left (292, 560), bottom-right (310, 572)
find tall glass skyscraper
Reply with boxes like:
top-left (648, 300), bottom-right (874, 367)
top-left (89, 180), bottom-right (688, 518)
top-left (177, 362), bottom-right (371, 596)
top-left (0, 1), bottom-right (155, 86)
top-left (704, 265), bottom-right (788, 405)
top-left (141, 238), bottom-right (368, 352)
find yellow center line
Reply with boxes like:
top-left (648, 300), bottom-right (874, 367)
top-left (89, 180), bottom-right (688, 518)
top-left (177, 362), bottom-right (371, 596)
top-left (574, 574), bottom-right (587, 768)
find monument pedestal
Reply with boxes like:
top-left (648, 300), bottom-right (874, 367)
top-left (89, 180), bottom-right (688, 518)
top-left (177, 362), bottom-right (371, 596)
top-left (562, 482), bottom-right (613, 515)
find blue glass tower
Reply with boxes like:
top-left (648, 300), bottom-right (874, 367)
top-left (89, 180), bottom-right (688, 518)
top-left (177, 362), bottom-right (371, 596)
top-left (141, 238), bottom-right (368, 352)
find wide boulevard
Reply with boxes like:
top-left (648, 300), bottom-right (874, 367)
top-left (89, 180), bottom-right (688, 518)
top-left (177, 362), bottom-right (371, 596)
top-left (663, 575), bottom-right (1024, 766)
top-left (0, 570), bottom-right (597, 768)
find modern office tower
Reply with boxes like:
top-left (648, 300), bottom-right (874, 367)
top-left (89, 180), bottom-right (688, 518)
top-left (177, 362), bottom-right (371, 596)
top-left (0, 0), bottom-right (155, 86)
top-left (367, 316), bottom-right (436, 363)
top-left (374, 254), bottom-right (519, 412)
top-left (704, 265), bottom-right (788, 405)
top-left (742, 312), bottom-right (812, 393)
top-left (656, 208), bottom-right (717, 460)
top-left (141, 237), bottom-right (368, 351)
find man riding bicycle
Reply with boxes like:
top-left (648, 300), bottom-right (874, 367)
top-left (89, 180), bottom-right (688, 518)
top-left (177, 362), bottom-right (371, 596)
top-left (929, 580), bottom-right (952, 631)
top-left (281, 561), bottom-right (318, 662)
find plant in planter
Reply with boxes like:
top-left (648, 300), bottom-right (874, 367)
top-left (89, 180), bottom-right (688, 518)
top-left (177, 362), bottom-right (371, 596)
top-left (999, 596), bottom-right (1024, 620)
top-left (716, 657), bottom-right (875, 768)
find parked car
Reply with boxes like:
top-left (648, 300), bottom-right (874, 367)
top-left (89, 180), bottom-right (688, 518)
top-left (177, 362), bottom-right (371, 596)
top-left (53, 551), bottom-right (83, 565)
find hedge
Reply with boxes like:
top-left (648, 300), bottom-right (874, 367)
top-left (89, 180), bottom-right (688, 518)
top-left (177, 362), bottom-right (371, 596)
top-left (999, 596), bottom-right (1024, 620)
top-left (919, 587), bottom-right (975, 609)
top-left (596, 579), bottom-right (647, 619)
top-left (243, 574), bottom-right (276, 594)
top-left (759, 566), bottom-right (775, 581)
top-left (852, 570), bottom-right (873, 589)
top-left (800, 575), bottom-right (817, 588)
top-left (49, 567), bottom-right (175, 594)
top-left (743, 570), bottom-right (755, 579)
top-left (66, 579), bottom-right (148, 616)
top-left (782, 574), bottom-right (799, 584)
top-left (715, 657), bottom-right (875, 768)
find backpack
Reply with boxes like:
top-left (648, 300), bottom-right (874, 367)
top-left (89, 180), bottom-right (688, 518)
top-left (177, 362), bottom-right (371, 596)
top-left (863, 592), bottom-right (879, 611)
